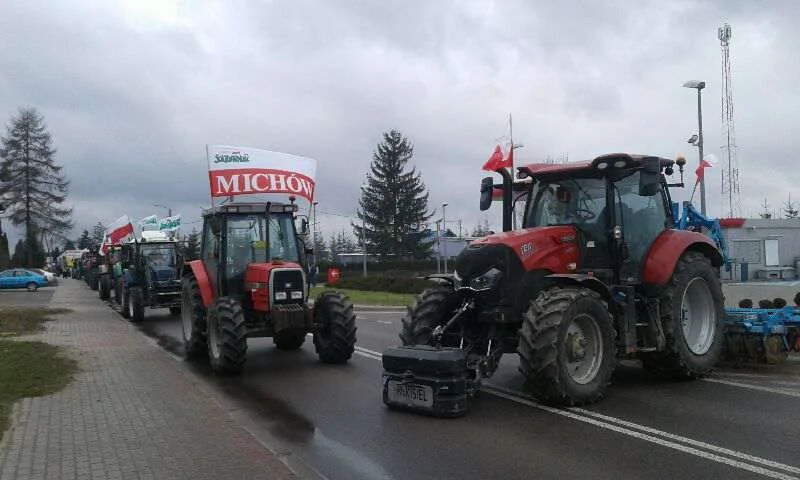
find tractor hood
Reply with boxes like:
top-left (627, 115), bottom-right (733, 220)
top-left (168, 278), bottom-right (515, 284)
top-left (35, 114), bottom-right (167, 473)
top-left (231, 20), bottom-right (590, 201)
top-left (149, 265), bottom-right (177, 283)
top-left (244, 261), bottom-right (304, 283)
top-left (458, 225), bottom-right (581, 280)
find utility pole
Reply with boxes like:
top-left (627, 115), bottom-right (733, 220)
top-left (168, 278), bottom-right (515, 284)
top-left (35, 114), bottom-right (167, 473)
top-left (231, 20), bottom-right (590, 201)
top-left (442, 203), bottom-right (448, 273)
top-left (435, 219), bottom-right (442, 274)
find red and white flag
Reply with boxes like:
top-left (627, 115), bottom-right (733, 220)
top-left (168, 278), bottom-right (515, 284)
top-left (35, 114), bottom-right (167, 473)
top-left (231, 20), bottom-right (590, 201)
top-left (482, 145), bottom-right (512, 172)
top-left (207, 145), bottom-right (317, 202)
top-left (695, 154), bottom-right (716, 180)
top-left (105, 215), bottom-right (134, 245)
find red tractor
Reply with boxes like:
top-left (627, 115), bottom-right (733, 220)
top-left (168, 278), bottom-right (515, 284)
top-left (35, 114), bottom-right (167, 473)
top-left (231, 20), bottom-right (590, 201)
top-left (181, 201), bottom-right (357, 374)
top-left (388, 153), bottom-right (725, 412)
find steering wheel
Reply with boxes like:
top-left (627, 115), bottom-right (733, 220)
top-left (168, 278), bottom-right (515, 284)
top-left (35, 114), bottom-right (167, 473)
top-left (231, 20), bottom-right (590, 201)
top-left (573, 208), bottom-right (596, 220)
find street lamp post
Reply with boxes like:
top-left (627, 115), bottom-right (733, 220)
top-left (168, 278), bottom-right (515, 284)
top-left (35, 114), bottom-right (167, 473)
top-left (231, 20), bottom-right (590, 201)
top-left (683, 80), bottom-right (707, 215)
top-left (442, 203), bottom-right (448, 273)
top-left (154, 203), bottom-right (172, 217)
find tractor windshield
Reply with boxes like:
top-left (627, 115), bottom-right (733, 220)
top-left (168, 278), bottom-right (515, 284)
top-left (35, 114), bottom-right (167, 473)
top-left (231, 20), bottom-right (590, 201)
top-left (525, 177), bottom-right (606, 236)
top-left (141, 245), bottom-right (176, 267)
top-left (226, 214), bottom-right (300, 267)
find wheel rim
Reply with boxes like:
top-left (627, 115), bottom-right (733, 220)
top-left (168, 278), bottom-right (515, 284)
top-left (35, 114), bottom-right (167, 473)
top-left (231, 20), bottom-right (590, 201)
top-left (181, 289), bottom-right (193, 341)
top-left (681, 277), bottom-right (716, 355)
top-left (27, 283), bottom-right (35, 292)
top-left (564, 313), bottom-right (603, 385)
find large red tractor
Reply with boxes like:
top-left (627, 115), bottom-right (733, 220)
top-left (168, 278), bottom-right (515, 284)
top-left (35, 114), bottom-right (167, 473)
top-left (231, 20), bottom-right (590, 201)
top-left (389, 153), bottom-right (725, 412)
top-left (181, 201), bottom-right (357, 374)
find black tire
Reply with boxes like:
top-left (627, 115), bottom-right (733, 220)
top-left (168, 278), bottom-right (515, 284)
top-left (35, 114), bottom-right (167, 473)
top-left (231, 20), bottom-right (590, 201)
top-left (121, 289), bottom-right (130, 319)
top-left (400, 287), bottom-right (462, 347)
top-left (640, 251), bottom-right (724, 378)
top-left (518, 286), bottom-right (617, 406)
top-left (26, 282), bottom-right (38, 292)
top-left (207, 297), bottom-right (248, 374)
top-left (313, 292), bottom-right (357, 363)
top-left (99, 275), bottom-right (111, 300)
top-left (169, 306), bottom-right (181, 316)
top-left (273, 330), bottom-right (306, 350)
top-left (90, 272), bottom-right (99, 291)
top-left (129, 287), bottom-right (145, 323)
top-left (181, 275), bottom-right (207, 359)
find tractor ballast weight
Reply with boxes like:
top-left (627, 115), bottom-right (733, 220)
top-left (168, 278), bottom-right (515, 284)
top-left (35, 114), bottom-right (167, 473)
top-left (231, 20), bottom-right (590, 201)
top-left (388, 153), bottom-right (727, 415)
top-left (180, 201), bottom-right (356, 374)
top-left (122, 231), bottom-right (183, 322)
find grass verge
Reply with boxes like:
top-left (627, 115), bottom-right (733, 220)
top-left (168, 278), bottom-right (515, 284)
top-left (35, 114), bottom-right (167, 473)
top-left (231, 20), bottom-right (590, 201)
top-left (0, 308), bottom-right (78, 436)
top-left (310, 286), bottom-right (415, 307)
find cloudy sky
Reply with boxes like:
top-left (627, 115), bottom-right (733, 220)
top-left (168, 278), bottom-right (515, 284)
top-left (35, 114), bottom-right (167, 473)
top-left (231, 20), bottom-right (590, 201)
top-left (1, 0), bottom-right (798, 249)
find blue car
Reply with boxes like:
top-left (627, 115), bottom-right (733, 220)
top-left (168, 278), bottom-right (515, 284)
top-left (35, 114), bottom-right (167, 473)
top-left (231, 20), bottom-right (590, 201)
top-left (0, 269), bottom-right (49, 291)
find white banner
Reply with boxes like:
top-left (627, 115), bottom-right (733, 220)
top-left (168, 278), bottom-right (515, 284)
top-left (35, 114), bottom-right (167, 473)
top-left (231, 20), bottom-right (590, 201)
top-left (138, 214), bottom-right (158, 226)
top-left (207, 145), bottom-right (317, 202)
top-left (158, 214), bottom-right (181, 231)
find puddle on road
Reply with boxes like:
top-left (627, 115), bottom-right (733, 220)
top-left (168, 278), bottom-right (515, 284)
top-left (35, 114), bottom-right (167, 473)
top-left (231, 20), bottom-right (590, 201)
top-left (131, 315), bottom-right (317, 445)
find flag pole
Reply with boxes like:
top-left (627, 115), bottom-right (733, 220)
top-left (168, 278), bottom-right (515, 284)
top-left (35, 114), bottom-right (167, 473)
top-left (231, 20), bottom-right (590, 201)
top-left (206, 144), bottom-right (214, 211)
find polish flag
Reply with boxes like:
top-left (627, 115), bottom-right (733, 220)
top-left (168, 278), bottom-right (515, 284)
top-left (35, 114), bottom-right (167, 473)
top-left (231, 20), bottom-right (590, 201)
top-left (105, 215), bottom-right (134, 245)
top-left (482, 145), bottom-right (511, 172)
top-left (695, 154), bottom-right (716, 180)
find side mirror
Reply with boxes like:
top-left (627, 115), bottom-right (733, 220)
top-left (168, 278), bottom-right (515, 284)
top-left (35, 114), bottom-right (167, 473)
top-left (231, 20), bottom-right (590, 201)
top-left (297, 217), bottom-right (309, 236)
top-left (639, 157), bottom-right (661, 196)
top-left (480, 177), bottom-right (494, 211)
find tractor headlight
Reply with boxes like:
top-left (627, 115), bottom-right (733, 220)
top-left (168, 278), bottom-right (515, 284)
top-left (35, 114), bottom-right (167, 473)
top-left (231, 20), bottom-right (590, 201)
top-left (290, 290), bottom-right (303, 300)
top-left (275, 291), bottom-right (288, 300)
top-left (246, 282), bottom-right (267, 291)
top-left (469, 267), bottom-right (503, 291)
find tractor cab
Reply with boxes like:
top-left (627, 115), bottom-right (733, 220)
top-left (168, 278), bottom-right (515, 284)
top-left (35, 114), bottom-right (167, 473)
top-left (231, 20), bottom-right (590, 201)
top-left (520, 155), bottom-right (678, 283)
top-left (200, 201), bottom-right (307, 301)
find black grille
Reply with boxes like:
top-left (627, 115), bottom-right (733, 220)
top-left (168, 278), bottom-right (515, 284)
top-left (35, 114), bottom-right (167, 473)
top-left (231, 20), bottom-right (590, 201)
top-left (272, 269), bottom-right (305, 304)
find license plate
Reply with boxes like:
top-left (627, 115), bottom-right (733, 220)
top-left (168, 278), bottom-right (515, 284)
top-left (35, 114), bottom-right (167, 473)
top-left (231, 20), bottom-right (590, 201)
top-left (387, 381), bottom-right (433, 408)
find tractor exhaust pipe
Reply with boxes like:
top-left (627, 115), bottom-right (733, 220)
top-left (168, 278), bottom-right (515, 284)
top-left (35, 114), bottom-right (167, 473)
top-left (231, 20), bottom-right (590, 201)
top-left (499, 168), bottom-right (514, 232)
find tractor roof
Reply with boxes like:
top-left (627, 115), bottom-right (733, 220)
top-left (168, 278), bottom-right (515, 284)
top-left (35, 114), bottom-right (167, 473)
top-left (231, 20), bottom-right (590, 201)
top-left (517, 153), bottom-right (677, 180)
top-left (203, 201), bottom-right (298, 217)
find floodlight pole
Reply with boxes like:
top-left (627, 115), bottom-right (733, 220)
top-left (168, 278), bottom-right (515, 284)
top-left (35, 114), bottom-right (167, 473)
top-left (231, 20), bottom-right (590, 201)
top-left (442, 203), bottom-right (449, 273)
top-left (362, 216), bottom-right (367, 278)
top-left (683, 80), bottom-right (707, 216)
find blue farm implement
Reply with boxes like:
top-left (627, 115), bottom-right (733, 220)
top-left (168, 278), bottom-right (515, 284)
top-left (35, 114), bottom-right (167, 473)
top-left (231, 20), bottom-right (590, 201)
top-left (723, 307), bottom-right (800, 364)
top-left (674, 201), bottom-right (800, 363)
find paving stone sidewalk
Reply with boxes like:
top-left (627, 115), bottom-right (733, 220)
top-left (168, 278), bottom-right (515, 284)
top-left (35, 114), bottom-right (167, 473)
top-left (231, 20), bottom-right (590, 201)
top-left (0, 280), bottom-right (299, 480)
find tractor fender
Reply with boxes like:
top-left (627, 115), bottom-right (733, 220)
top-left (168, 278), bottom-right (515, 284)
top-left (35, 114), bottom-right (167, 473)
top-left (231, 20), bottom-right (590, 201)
top-left (186, 260), bottom-right (215, 308)
top-left (123, 269), bottom-right (137, 289)
top-left (544, 273), bottom-right (614, 307)
top-left (643, 230), bottom-right (724, 285)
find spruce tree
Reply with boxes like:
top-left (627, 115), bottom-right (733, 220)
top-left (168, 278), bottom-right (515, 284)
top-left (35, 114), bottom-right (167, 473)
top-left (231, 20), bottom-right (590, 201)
top-left (77, 229), bottom-right (93, 249)
top-left (183, 228), bottom-right (200, 260)
top-left (354, 130), bottom-right (433, 259)
top-left (0, 107), bottom-right (72, 266)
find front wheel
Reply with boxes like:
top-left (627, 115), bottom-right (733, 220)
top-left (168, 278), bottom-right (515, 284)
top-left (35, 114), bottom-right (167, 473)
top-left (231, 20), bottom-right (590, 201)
top-left (26, 282), bottom-right (38, 292)
top-left (313, 292), bottom-right (356, 363)
top-left (400, 287), bottom-right (462, 347)
top-left (518, 286), bottom-right (617, 406)
top-left (121, 290), bottom-right (130, 318)
top-left (128, 287), bottom-right (145, 323)
top-left (640, 251), bottom-right (724, 378)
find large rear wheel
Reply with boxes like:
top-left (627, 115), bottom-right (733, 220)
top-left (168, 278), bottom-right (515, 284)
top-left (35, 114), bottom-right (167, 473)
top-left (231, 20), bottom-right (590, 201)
top-left (181, 275), bottom-right (208, 359)
top-left (400, 287), bottom-right (462, 347)
top-left (207, 297), bottom-right (248, 374)
top-left (518, 286), bottom-right (616, 406)
top-left (313, 292), bottom-right (356, 363)
top-left (640, 251), bottom-right (724, 378)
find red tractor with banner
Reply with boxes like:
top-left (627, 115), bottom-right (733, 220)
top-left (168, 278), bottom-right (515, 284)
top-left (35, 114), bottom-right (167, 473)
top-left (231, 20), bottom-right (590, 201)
top-left (384, 153), bottom-right (726, 415)
top-left (180, 145), bottom-right (356, 374)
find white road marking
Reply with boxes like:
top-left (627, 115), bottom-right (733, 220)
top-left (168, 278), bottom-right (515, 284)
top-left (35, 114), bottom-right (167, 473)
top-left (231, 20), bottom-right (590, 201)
top-left (354, 345), bottom-right (800, 479)
top-left (702, 378), bottom-right (800, 398)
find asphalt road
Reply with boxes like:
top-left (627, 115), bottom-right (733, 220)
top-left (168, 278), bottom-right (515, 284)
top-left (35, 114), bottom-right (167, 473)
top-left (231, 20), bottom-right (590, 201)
top-left (101, 289), bottom-right (799, 480)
